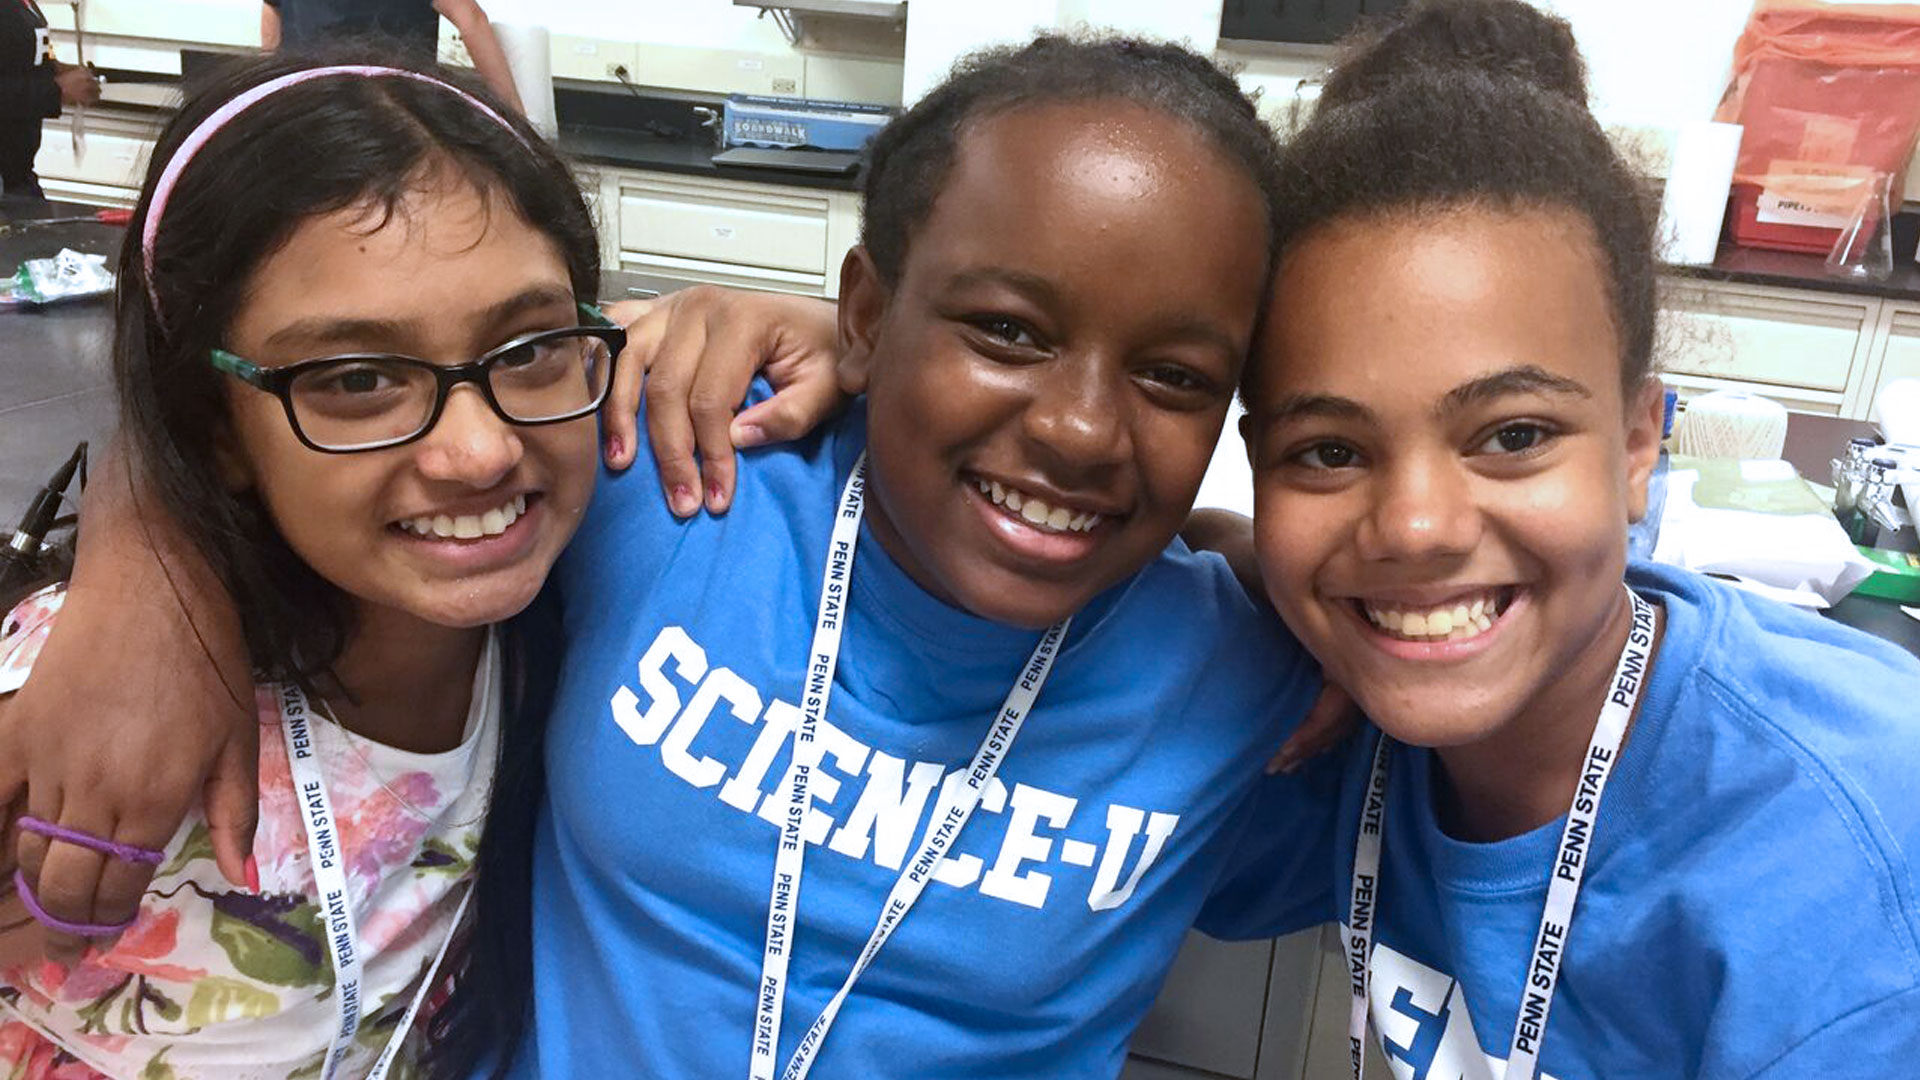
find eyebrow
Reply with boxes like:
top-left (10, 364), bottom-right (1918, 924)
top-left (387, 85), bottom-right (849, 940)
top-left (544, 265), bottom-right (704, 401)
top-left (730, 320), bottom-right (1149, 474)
top-left (944, 268), bottom-right (1242, 357)
top-left (262, 283), bottom-right (577, 352)
top-left (1252, 364), bottom-right (1593, 431)
top-left (943, 267), bottom-right (1063, 310)
top-left (1438, 365), bottom-right (1592, 414)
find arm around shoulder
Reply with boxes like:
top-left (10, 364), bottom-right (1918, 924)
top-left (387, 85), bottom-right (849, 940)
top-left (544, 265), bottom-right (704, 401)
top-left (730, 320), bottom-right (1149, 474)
top-left (0, 442), bottom-right (258, 964)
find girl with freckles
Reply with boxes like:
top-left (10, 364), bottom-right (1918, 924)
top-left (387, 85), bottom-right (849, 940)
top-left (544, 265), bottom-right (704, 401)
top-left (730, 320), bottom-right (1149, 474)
top-left (1237, 1), bottom-right (1920, 1075)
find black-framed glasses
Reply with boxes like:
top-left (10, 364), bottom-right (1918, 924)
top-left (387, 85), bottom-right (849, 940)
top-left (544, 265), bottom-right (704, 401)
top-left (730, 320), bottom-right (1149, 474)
top-left (209, 303), bottom-right (625, 454)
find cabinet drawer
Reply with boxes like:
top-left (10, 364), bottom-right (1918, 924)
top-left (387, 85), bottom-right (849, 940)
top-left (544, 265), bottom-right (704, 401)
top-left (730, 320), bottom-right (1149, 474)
top-left (34, 122), bottom-right (153, 192)
top-left (1871, 308), bottom-right (1920, 409)
top-left (1661, 282), bottom-right (1874, 393)
top-left (619, 175), bottom-right (830, 276)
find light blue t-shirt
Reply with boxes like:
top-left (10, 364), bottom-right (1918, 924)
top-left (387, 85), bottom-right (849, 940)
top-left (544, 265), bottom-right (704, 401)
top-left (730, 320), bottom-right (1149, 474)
top-left (1335, 561), bottom-right (1920, 1079)
top-left (512, 400), bottom-right (1340, 1078)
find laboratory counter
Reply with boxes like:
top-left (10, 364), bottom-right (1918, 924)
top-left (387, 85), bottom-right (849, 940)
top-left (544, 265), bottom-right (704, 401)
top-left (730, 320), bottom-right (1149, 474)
top-left (1668, 238), bottom-right (1920, 305)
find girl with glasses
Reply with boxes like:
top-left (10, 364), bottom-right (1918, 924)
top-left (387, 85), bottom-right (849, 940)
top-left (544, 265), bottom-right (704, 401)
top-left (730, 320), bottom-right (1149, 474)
top-left (0, 47), bottom-right (787, 1079)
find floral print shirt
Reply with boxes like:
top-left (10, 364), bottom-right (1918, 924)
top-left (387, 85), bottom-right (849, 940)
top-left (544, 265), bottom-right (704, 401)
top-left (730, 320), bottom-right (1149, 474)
top-left (0, 587), bottom-right (499, 1080)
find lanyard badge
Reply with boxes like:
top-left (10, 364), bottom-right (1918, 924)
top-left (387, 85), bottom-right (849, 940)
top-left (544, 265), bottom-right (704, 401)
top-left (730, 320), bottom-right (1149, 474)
top-left (748, 451), bottom-right (1070, 1080)
top-left (279, 684), bottom-right (472, 1080)
top-left (1345, 587), bottom-right (1657, 1080)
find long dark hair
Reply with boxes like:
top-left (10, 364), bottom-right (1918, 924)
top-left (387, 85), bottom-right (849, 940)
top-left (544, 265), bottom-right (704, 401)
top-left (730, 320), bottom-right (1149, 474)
top-left (121, 45), bottom-right (597, 686)
top-left (112, 46), bottom-right (597, 1076)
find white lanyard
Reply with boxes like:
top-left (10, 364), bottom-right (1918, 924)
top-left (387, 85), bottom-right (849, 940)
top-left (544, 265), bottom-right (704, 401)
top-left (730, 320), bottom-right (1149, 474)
top-left (1345, 588), bottom-right (1657, 1080)
top-left (748, 451), bottom-right (1070, 1080)
top-left (280, 684), bottom-right (472, 1080)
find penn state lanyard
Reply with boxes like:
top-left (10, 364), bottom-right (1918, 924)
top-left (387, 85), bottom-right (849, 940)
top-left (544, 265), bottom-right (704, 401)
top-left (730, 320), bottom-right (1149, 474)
top-left (1345, 588), bottom-right (1657, 1080)
top-left (748, 451), bottom-right (1070, 1080)
top-left (280, 684), bottom-right (473, 1080)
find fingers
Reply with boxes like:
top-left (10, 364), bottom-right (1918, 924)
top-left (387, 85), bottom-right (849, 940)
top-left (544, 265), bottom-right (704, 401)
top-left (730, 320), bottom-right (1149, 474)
top-left (1267, 679), bottom-right (1360, 775)
top-left (641, 292), bottom-right (718, 517)
top-left (0, 745), bottom-right (21, 882)
top-left (17, 788), bottom-right (111, 965)
top-left (204, 732), bottom-right (261, 890)
top-left (731, 366), bottom-right (846, 450)
top-left (600, 298), bottom-right (662, 473)
top-left (688, 312), bottom-right (782, 514)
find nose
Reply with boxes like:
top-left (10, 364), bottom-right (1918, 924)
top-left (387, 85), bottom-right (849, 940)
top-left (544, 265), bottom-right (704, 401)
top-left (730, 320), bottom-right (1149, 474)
top-left (412, 384), bottom-right (522, 489)
top-left (1020, 354), bottom-right (1132, 475)
top-left (1354, 451), bottom-right (1482, 564)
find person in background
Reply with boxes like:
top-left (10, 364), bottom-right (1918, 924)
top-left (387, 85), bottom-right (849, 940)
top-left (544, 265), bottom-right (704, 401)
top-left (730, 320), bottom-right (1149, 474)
top-left (261, 0), bottom-right (524, 113)
top-left (0, 0), bottom-right (98, 199)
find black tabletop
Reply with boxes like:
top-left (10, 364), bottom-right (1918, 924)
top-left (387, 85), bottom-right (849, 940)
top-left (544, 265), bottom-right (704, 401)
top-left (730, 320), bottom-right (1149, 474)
top-left (0, 197), bottom-right (121, 521)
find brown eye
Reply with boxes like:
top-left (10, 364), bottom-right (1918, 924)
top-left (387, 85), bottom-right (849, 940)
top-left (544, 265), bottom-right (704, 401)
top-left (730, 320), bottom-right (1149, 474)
top-left (1291, 441), bottom-right (1359, 470)
top-left (1475, 422), bottom-right (1553, 456)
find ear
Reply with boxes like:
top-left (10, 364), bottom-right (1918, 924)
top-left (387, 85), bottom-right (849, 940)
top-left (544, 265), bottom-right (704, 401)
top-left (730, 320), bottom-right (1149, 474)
top-left (1623, 377), bottom-right (1665, 523)
top-left (835, 246), bottom-right (890, 397)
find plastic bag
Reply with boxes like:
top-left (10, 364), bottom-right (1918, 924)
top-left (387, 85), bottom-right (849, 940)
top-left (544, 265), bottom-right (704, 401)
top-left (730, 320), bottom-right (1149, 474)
top-left (0, 249), bottom-right (115, 307)
top-left (1713, 0), bottom-right (1920, 251)
top-left (1651, 456), bottom-right (1876, 608)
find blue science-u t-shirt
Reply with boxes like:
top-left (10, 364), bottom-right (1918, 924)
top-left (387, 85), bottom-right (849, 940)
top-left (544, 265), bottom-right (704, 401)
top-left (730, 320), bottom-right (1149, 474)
top-left (510, 399), bottom-right (1341, 1078)
top-left (1334, 562), bottom-right (1920, 1080)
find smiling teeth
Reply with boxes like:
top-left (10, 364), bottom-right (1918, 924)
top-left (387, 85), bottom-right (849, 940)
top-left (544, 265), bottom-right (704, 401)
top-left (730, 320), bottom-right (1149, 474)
top-left (400, 494), bottom-right (528, 539)
top-left (1363, 590), bottom-right (1507, 644)
top-left (975, 478), bottom-right (1100, 534)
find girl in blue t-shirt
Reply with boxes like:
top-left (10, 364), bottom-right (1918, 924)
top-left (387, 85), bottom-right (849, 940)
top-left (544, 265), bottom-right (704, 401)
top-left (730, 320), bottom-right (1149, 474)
top-left (1236, 1), bottom-right (1920, 1075)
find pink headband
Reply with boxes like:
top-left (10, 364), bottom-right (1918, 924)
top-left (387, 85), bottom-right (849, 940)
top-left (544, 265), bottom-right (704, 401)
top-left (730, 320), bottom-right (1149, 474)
top-left (141, 65), bottom-right (525, 316)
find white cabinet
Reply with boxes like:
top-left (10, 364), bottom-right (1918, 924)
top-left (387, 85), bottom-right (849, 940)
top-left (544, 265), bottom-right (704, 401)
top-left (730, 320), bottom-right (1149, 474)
top-left (1124, 926), bottom-right (1392, 1080)
top-left (1864, 304), bottom-right (1920, 416)
top-left (1659, 278), bottom-right (1881, 417)
top-left (33, 111), bottom-right (163, 207)
top-left (589, 164), bottom-right (863, 297)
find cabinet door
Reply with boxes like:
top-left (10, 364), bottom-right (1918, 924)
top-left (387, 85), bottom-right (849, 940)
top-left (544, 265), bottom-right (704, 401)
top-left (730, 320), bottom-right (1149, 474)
top-left (1127, 934), bottom-right (1275, 1078)
top-left (1661, 280), bottom-right (1878, 416)
top-left (1870, 306), bottom-right (1920, 412)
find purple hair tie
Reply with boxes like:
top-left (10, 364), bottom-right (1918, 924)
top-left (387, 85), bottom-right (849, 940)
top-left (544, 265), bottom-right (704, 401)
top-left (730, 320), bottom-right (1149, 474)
top-left (141, 64), bottom-right (527, 318)
top-left (11, 869), bottom-right (138, 937)
top-left (18, 815), bottom-right (167, 866)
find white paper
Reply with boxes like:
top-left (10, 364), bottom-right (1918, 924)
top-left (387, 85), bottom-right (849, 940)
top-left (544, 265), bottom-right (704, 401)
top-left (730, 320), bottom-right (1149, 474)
top-left (495, 22), bottom-right (555, 138)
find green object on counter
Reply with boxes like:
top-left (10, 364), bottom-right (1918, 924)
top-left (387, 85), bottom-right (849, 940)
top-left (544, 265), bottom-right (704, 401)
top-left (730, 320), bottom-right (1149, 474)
top-left (1853, 546), bottom-right (1920, 603)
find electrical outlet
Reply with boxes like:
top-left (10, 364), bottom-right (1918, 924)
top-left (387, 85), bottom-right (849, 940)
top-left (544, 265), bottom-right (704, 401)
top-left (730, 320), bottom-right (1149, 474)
top-left (771, 77), bottom-right (798, 95)
top-left (607, 63), bottom-right (631, 82)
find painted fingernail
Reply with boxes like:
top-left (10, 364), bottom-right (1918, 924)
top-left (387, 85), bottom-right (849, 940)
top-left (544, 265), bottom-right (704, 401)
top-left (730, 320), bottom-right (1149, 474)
top-left (732, 422), bottom-right (766, 448)
top-left (707, 481), bottom-right (725, 508)
top-left (605, 434), bottom-right (624, 461)
top-left (245, 855), bottom-right (260, 893)
top-left (669, 484), bottom-right (697, 516)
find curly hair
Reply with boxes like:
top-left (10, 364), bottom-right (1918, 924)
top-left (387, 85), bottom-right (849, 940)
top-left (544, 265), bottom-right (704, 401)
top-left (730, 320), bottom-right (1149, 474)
top-left (1264, 0), bottom-right (1657, 396)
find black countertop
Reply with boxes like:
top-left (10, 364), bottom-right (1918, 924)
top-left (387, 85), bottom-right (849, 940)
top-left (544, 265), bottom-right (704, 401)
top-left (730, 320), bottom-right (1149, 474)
top-left (1667, 240), bottom-right (1920, 303)
top-left (557, 125), bottom-right (863, 193)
